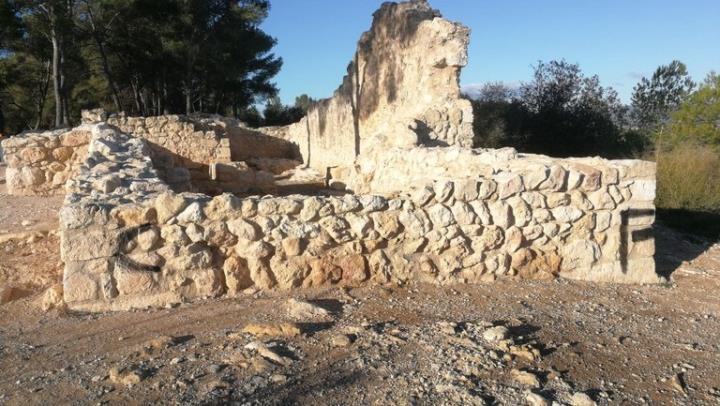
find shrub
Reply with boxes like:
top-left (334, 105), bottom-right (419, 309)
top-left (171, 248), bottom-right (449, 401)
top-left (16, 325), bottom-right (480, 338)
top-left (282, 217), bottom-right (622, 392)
top-left (656, 143), bottom-right (720, 212)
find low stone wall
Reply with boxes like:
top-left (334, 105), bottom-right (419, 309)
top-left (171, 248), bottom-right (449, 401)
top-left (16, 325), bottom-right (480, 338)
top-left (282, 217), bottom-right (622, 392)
top-left (1, 126), bottom-right (92, 195)
top-left (105, 115), bottom-right (230, 191)
top-left (60, 124), bottom-right (659, 311)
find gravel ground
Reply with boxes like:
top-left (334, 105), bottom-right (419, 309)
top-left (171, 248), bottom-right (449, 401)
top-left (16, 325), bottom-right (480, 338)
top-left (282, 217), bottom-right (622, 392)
top-left (0, 168), bottom-right (719, 405)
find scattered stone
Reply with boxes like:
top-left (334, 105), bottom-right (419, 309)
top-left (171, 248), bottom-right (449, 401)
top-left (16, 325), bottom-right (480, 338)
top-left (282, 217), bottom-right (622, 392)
top-left (670, 372), bottom-right (687, 394)
top-left (242, 322), bottom-right (302, 338)
top-left (109, 366), bottom-right (147, 386)
top-left (511, 369), bottom-right (540, 387)
top-left (483, 325), bottom-right (510, 343)
top-left (526, 391), bottom-right (551, 406)
top-left (245, 341), bottom-right (294, 367)
top-left (286, 299), bottom-right (331, 320)
top-left (330, 334), bottom-right (354, 348)
top-left (570, 392), bottom-right (597, 406)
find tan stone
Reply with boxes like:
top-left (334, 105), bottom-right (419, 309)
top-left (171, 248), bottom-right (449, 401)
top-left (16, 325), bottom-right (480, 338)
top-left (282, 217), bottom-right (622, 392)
top-left (282, 237), bottom-right (304, 256)
top-left (52, 146), bottom-right (74, 161)
top-left (227, 218), bottom-right (261, 241)
top-left (336, 254), bottom-right (369, 285)
top-left (242, 323), bottom-right (301, 338)
top-left (155, 192), bottom-right (188, 223)
top-left (224, 256), bottom-right (253, 294)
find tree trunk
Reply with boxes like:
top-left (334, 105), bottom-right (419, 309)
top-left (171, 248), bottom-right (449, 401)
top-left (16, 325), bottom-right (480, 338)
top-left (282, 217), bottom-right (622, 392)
top-left (86, 5), bottom-right (122, 112)
top-left (0, 101), bottom-right (6, 136)
top-left (51, 27), bottom-right (63, 128)
top-left (34, 61), bottom-right (52, 129)
top-left (130, 79), bottom-right (142, 114)
top-left (185, 90), bottom-right (192, 115)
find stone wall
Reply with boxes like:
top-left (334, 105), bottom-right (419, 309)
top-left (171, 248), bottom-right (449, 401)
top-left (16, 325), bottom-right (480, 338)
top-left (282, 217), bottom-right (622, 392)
top-left (60, 124), bottom-right (659, 311)
top-left (278, 1), bottom-right (474, 173)
top-left (105, 115), bottom-right (231, 192)
top-left (1, 127), bottom-right (92, 195)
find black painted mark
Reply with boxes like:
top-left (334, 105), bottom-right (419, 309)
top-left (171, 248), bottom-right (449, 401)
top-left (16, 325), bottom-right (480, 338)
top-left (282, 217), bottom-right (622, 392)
top-left (114, 224), bottom-right (162, 273)
top-left (620, 209), bottom-right (655, 273)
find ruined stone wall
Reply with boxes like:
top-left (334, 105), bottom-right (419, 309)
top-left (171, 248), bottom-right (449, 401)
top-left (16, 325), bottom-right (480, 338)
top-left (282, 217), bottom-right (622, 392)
top-left (105, 115), bottom-right (231, 192)
top-left (1, 127), bottom-right (92, 195)
top-left (280, 1), bottom-right (474, 172)
top-left (60, 124), bottom-right (659, 311)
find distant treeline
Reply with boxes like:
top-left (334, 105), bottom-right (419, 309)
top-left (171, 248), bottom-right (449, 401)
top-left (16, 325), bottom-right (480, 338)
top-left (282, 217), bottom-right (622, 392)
top-left (467, 60), bottom-right (713, 158)
top-left (468, 59), bottom-right (720, 213)
top-left (0, 0), bottom-right (290, 134)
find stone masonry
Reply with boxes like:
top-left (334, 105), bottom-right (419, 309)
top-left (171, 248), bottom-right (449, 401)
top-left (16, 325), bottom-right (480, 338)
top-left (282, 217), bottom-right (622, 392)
top-left (0, 0), bottom-right (660, 311)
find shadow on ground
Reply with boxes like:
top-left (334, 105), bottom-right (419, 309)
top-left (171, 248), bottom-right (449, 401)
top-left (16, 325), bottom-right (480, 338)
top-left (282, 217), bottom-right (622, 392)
top-left (654, 208), bottom-right (720, 278)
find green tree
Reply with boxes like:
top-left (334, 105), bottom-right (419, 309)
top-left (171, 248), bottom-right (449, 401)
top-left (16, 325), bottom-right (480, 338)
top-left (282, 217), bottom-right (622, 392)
top-left (294, 94), bottom-right (316, 112)
top-left (518, 60), bottom-right (628, 157)
top-left (262, 95), bottom-right (304, 126)
top-left (0, 0), bottom-right (283, 133)
top-left (664, 73), bottom-right (720, 147)
top-left (631, 60), bottom-right (695, 137)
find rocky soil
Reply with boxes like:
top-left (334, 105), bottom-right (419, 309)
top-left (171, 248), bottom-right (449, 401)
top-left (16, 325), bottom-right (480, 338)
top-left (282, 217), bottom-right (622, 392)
top-left (1, 162), bottom-right (719, 405)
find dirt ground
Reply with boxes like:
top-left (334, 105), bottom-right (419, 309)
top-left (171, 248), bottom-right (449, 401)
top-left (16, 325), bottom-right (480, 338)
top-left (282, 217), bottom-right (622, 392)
top-left (0, 162), bottom-right (719, 405)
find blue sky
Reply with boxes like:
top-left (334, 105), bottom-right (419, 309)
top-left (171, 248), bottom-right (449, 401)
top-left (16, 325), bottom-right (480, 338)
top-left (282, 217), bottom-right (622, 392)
top-left (260, 0), bottom-right (720, 105)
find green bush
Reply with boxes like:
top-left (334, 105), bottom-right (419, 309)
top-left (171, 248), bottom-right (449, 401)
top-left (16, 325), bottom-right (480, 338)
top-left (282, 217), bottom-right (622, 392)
top-left (656, 143), bottom-right (720, 212)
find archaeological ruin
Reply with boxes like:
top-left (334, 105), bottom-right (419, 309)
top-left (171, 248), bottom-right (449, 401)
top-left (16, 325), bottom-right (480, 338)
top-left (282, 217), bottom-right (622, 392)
top-left (0, 1), bottom-right (659, 311)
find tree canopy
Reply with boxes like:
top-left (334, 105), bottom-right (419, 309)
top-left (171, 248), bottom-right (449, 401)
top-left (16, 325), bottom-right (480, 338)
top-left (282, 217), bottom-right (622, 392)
top-left (663, 73), bottom-right (720, 147)
top-left (631, 60), bottom-right (695, 136)
top-left (0, 0), bottom-right (282, 135)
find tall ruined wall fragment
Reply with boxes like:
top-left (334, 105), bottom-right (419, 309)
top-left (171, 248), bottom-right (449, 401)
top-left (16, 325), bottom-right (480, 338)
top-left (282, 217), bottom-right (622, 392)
top-left (282, 0), bottom-right (474, 172)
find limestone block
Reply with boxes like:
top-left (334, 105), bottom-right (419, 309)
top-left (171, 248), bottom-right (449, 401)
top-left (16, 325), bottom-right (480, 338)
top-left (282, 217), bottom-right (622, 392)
top-left (227, 218), bottom-right (261, 241)
top-left (469, 201), bottom-right (492, 224)
top-left (451, 201), bottom-right (477, 225)
top-left (282, 237), bottom-right (305, 256)
top-left (504, 226), bottom-right (524, 253)
top-left (63, 272), bottom-right (100, 303)
top-left (521, 165), bottom-right (549, 190)
top-left (551, 206), bottom-right (584, 223)
top-left (360, 195), bottom-right (388, 212)
top-left (185, 223), bottom-right (204, 243)
top-left (478, 179), bottom-right (497, 199)
top-left (427, 204), bottom-right (455, 228)
top-left (176, 202), bottom-right (204, 224)
top-left (205, 194), bottom-right (241, 221)
top-left (560, 240), bottom-right (601, 271)
top-left (169, 243), bottom-right (214, 270)
top-left (223, 256), bottom-right (253, 294)
top-left (496, 173), bottom-right (525, 199)
top-left (411, 186), bottom-right (435, 207)
top-left (539, 165), bottom-right (567, 191)
top-left (20, 166), bottom-right (45, 186)
top-left (19, 146), bottom-right (48, 163)
top-left (247, 258), bottom-right (276, 289)
top-left (508, 197), bottom-right (531, 227)
top-left (155, 192), bottom-right (188, 223)
top-left (203, 222), bottom-right (237, 247)
top-left (271, 256), bottom-right (311, 289)
top-left (628, 180), bottom-right (656, 202)
top-left (115, 267), bottom-right (155, 296)
top-left (488, 201), bottom-right (513, 229)
top-left (61, 227), bottom-right (120, 261)
top-left (137, 226), bottom-right (161, 250)
top-left (161, 224), bottom-right (190, 245)
top-left (453, 179), bottom-right (479, 201)
top-left (236, 239), bottom-right (274, 259)
top-left (480, 226), bottom-right (505, 250)
top-left (371, 211), bottom-right (403, 239)
top-left (433, 180), bottom-right (454, 203)
top-left (346, 213), bottom-right (373, 238)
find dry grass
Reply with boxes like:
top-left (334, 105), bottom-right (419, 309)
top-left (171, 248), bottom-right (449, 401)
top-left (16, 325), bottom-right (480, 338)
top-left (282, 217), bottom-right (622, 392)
top-left (656, 143), bottom-right (720, 212)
